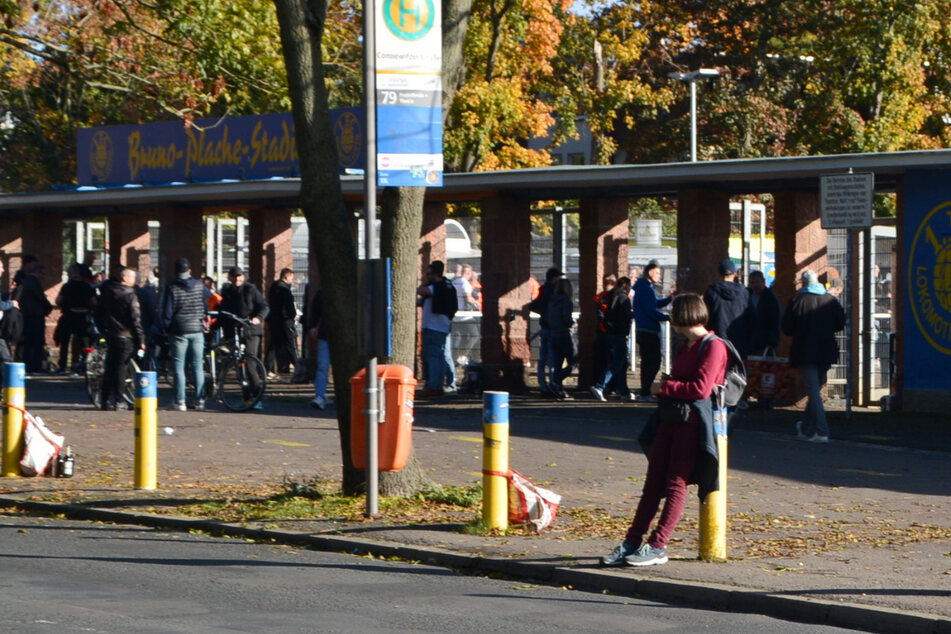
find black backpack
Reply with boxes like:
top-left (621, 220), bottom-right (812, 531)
top-left (431, 279), bottom-right (458, 319)
top-left (698, 333), bottom-right (747, 408)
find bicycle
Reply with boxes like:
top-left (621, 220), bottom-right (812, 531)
top-left (211, 310), bottom-right (267, 411)
top-left (84, 337), bottom-right (151, 409)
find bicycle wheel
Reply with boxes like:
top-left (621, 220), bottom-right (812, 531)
top-left (218, 355), bottom-right (267, 411)
top-left (85, 347), bottom-right (104, 408)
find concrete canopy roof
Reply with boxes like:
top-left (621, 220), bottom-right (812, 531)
top-left (2, 149), bottom-right (950, 218)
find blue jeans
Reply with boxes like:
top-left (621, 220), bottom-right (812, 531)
top-left (422, 328), bottom-right (449, 390)
top-left (550, 333), bottom-right (575, 389)
top-left (799, 364), bottom-right (829, 437)
top-left (170, 332), bottom-right (205, 405)
top-left (313, 338), bottom-right (330, 398)
top-left (537, 327), bottom-right (552, 389)
top-left (595, 333), bottom-right (630, 396)
top-left (444, 328), bottom-right (456, 389)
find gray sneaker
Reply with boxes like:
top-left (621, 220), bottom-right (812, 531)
top-left (171, 401), bottom-right (187, 412)
top-left (807, 433), bottom-right (829, 443)
top-left (590, 386), bottom-right (607, 402)
top-left (600, 540), bottom-right (638, 566)
top-left (795, 420), bottom-right (808, 439)
top-left (625, 543), bottom-right (668, 566)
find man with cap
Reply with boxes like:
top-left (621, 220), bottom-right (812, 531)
top-left (703, 258), bottom-right (751, 359)
top-left (782, 269), bottom-right (845, 443)
top-left (218, 266), bottom-right (269, 360)
top-left (632, 260), bottom-right (672, 402)
top-left (161, 257), bottom-right (208, 411)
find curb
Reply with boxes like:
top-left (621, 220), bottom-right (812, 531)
top-left (2, 497), bottom-right (948, 634)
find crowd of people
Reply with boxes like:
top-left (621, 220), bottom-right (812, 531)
top-left (0, 255), bottom-right (333, 412)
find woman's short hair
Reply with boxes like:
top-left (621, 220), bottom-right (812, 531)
top-left (670, 293), bottom-right (708, 328)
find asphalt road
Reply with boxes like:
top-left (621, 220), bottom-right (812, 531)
top-left (0, 511), bottom-right (855, 634)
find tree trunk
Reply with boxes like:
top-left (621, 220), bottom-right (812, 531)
top-left (378, 185), bottom-right (429, 496)
top-left (273, 0), bottom-right (363, 494)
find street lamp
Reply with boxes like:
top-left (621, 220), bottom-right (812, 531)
top-left (667, 68), bottom-right (720, 162)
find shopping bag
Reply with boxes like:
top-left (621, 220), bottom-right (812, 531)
top-left (745, 348), bottom-right (790, 401)
top-left (19, 410), bottom-right (64, 477)
top-left (507, 469), bottom-right (562, 533)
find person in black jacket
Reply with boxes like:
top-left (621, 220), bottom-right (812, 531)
top-left (782, 269), bottom-right (846, 443)
top-left (54, 264), bottom-right (95, 374)
top-left (218, 266), bottom-right (269, 359)
top-left (264, 268), bottom-right (300, 381)
top-left (703, 259), bottom-right (751, 359)
top-left (527, 267), bottom-right (562, 396)
top-left (590, 276), bottom-right (635, 402)
top-left (747, 270), bottom-right (781, 354)
top-left (161, 258), bottom-right (208, 411)
top-left (18, 258), bottom-right (53, 373)
top-left (96, 266), bottom-right (145, 410)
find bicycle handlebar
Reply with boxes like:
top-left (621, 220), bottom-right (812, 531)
top-left (214, 310), bottom-right (254, 329)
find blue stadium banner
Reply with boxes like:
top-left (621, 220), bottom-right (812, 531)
top-left (904, 169), bottom-right (951, 391)
top-left (374, 0), bottom-right (443, 187)
top-left (77, 109), bottom-right (364, 186)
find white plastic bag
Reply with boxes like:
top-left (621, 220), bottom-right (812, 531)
top-left (20, 412), bottom-right (64, 477)
top-left (507, 469), bottom-right (562, 533)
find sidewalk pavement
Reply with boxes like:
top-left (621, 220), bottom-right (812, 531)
top-left (1, 375), bottom-right (949, 633)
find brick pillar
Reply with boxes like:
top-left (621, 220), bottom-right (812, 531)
top-left (23, 212), bottom-right (64, 347)
top-left (773, 190), bottom-right (827, 309)
top-left (415, 202), bottom-right (447, 379)
top-left (157, 207), bottom-right (204, 287)
top-left (676, 189), bottom-right (732, 294)
top-left (108, 214), bottom-right (151, 283)
top-left (0, 217), bottom-right (24, 290)
top-left (248, 208), bottom-right (293, 291)
top-left (577, 197), bottom-right (629, 387)
top-left (481, 197), bottom-right (532, 392)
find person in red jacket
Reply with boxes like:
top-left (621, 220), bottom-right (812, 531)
top-left (601, 293), bottom-right (727, 567)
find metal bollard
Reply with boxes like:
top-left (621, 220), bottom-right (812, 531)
top-left (2, 363), bottom-right (26, 477)
top-left (482, 391), bottom-right (509, 531)
top-left (699, 407), bottom-right (729, 561)
top-left (134, 371), bottom-right (158, 490)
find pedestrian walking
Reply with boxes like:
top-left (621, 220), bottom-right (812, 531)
top-left (307, 289), bottom-right (332, 410)
top-left (18, 258), bottom-right (53, 373)
top-left (590, 276), bottom-right (635, 401)
top-left (546, 277), bottom-right (575, 400)
top-left (703, 258), bottom-right (751, 359)
top-left (95, 266), bottom-right (145, 410)
top-left (54, 264), bottom-right (95, 374)
top-left (782, 269), bottom-right (846, 443)
top-left (592, 274), bottom-right (617, 394)
top-left (416, 260), bottom-right (456, 397)
top-left (602, 293), bottom-right (727, 567)
top-left (632, 260), bottom-right (672, 402)
top-left (264, 268), bottom-right (301, 381)
top-left (161, 258), bottom-right (208, 411)
top-left (528, 267), bottom-right (563, 396)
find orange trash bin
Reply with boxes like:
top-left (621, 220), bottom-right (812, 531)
top-left (350, 364), bottom-right (416, 471)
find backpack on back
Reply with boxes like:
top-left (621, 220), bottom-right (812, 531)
top-left (431, 278), bottom-right (458, 320)
top-left (699, 333), bottom-right (747, 408)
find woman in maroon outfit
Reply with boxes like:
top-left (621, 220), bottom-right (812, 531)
top-left (602, 293), bottom-right (727, 567)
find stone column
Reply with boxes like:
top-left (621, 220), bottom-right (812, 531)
top-left (773, 190), bottom-right (826, 310)
top-left (480, 197), bottom-right (532, 391)
top-left (108, 214), bottom-right (151, 283)
top-left (577, 197), bottom-right (629, 387)
top-left (0, 217), bottom-right (24, 290)
top-left (676, 189), bottom-right (732, 294)
top-left (157, 208), bottom-right (204, 287)
top-left (248, 207), bottom-right (293, 291)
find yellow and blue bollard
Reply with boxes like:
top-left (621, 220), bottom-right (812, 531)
top-left (2, 363), bottom-right (26, 477)
top-left (699, 406), bottom-right (729, 561)
top-left (482, 391), bottom-right (510, 531)
top-left (134, 371), bottom-right (158, 490)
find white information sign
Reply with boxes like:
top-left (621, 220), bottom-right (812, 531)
top-left (820, 172), bottom-right (874, 229)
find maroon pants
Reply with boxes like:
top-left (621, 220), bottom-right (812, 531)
top-left (625, 420), bottom-right (700, 549)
